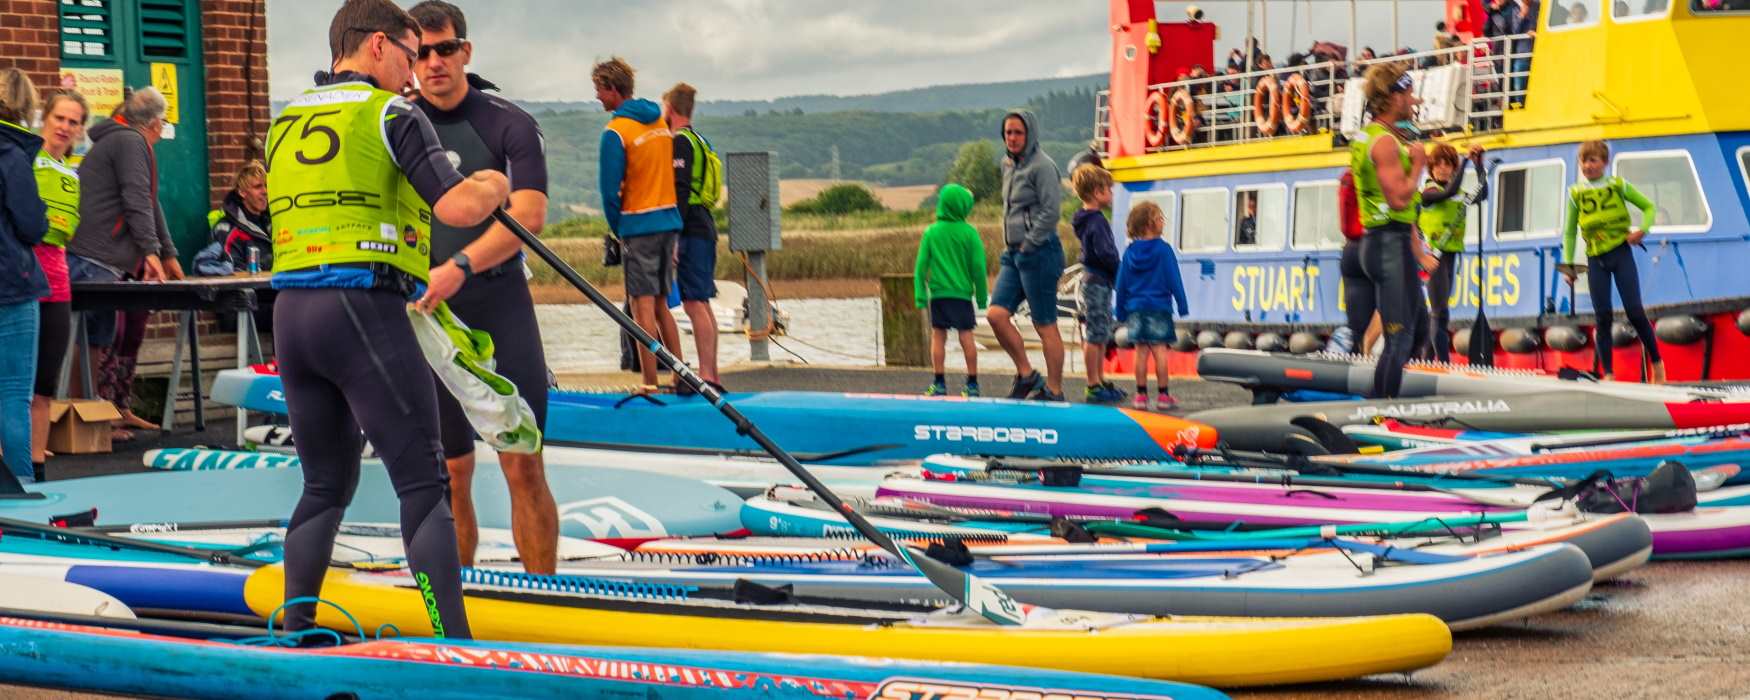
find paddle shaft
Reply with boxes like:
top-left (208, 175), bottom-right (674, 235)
top-left (0, 515), bottom-right (267, 568)
top-left (489, 209), bottom-right (1023, 625)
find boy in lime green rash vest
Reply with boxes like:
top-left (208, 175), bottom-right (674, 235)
top-left (1560, 139), bottom-right (1663, 383)
top-left (914, 183), bottom-right (989, 396)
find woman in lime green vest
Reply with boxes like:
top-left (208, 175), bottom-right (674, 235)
top-left (28, 90), bottom-right (87, 481)
top-left (1560, 140), bottom-right (1662, 383)
top-left (1348, 63), bottom-right (1431, 398)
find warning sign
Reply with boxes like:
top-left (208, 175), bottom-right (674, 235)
top-left (150, 62), bottom-right (179, 124)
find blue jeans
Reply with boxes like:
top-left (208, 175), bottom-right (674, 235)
top-left (0, 301), bottom-right (39, 482)
top-left (991, 238), bottom-right (1065, 325)
top-left (67, 254), bottom-right (123, 347)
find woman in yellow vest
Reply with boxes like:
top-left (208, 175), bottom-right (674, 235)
top-left (29, 90), bottom-right (88, 482)
top-left (1417, 142), bottom-right (1487, 363)
top-left (1348, 63), bottom-right (1432, 398)
top-left (1560, 140), bottom-right (1662, 383)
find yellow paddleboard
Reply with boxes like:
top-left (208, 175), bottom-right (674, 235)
top-left (245, 565), bottom-right (1450, 687)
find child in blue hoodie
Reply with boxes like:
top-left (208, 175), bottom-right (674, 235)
top-left (1070, 164), bottom-right (1126, 405)
top-left (1116, 200), bottom-right (1189, 411)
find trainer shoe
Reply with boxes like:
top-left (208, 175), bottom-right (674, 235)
top-left (1153, 393), bottom-right (1180, 411)
top-left (962, 383), bottom-right (981, 398)
top-left (1007, 371), bottom-right (1045, 399)
top-left (1085, 384), bottom-right (1125, 405)
top-left (1031, 388), bottom-right (1067, 402)
top-left (1132, 394), bottom-right (1151, 410)
top-left (1102, 382), bottom-right (1130, 402)
top-left (925, 381), bottom-right (948, 396)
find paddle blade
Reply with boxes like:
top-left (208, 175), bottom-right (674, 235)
top-left (1468, 313), bottom-right (1494, 367)
top-left (897, 545), bottom-right (1025, 626)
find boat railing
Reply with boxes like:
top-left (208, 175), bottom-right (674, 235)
top-left (1095, 33), bottom-right (1535, 159)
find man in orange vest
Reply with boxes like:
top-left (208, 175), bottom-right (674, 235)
top-left (595, 57), bottom-right (684, 391)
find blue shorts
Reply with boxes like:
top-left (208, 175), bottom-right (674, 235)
top-left (1079, 278), bottom-right (1115, 345)
top-left (677, 235), bottom-right (718, 302)
top-left (1127, 309), bottom-right (1177, 345)
top-left (990, 239), bottom-right (1064, 326)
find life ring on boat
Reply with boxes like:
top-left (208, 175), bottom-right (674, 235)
top-left (1253, 76), bottom-right (1282, 136)
top-left (1281, 74), bottom-right (1314, 135)
top-left (1167, 88), bottom-right (1199, 145)
top-left (1144, 90), bottom-right (1172, 148)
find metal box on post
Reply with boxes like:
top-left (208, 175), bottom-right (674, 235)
top-left (727, 152), bottom-right (782, 252)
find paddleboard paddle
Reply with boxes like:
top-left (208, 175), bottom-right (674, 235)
top-left (489, 209), bottom-right (1033, 626)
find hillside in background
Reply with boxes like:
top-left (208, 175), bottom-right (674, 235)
top-left (518, 73), bottom-right (1105, 118)
top-left (540, 85), bottom-right (1096, 220)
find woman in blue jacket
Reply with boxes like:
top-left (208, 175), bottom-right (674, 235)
top-left (0, 69), bottom-right (50, 484)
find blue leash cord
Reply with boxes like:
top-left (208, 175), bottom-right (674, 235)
top-left (226, 596), bottom-right (370, 648)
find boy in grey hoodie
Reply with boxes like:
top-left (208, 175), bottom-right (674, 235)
top-left (987, 110), bottom-right (1066, 401)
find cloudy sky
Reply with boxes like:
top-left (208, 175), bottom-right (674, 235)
top-left (268, 0), bottom-right (1451, 102)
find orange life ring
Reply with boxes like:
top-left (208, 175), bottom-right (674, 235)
top-left (1253, 75), bottom-right (1282, 137)
top-left (1167, 88), bottom-right (1198, 145)
top-left (1144, 91), bottom-right (1171, 148)
top-left (1281, 74), bottom-right (1314, 135)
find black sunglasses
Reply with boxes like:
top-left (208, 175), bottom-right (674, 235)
top-left (419, 39), bottom-right (467, 60)
top-left (346, 27), bottom-right (418, 66)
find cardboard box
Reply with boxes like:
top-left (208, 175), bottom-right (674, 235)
top-left (46, 400), bottom-right (123, 455)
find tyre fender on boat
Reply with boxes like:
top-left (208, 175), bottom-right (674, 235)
top-left (1253, 76), bottom-right (1282, 136)
top-left (1612, 321), bottom-right (1640, 348)
top-left (1223, 330), bottom-right (1254, 350)
top-left (1254, 332), bottom-right (1289, 353)
top-left (1737, 308), bottom-right (1750, 336)
top-left (1655, 315), bottom-right (1709, 345)
top-left (1288, 331), bottom-right (1325, 354)
top-left (1500, 327), bottom-right (1541, 354)
top-left (1196, 330), bottom-right (1224, 349)
top-left (1545, 325), bottom-right (1588, 352)
top-left (1144, 90), bottom-right (1172, 148)
top-left (1281, 73), bottom-right (1314, 134)
top-left (1172, 328), bottom-right (1198, 352)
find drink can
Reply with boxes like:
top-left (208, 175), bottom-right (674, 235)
top-left (247, 247), bottom-right (260, 274)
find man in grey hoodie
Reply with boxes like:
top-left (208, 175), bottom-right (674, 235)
top-left (987, 110), bottom-right (1066, 401)
top-left (65, 86), bottom-right (181, 434)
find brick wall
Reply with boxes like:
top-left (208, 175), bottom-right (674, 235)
top-left (0, 0), bottom-right (62, 94)
top-left (201, 0), bottom-right (270, 205)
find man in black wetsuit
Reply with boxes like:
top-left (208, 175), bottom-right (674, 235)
top-left (270, 0), bottom-right (510, 638)
top-left (408, 0), bottom-right (559, 575)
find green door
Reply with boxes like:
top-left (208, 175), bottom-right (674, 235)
top-left (60, 0), bottom-right (209, 266)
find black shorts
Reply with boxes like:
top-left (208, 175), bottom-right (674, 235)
top-left (435, 269), bottom-right (550, 459)
top-left (929, 298), bottom-right (977, 331)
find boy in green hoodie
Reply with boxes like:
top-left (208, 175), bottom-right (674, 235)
top-left (914, 183), bottom-right (989, 396)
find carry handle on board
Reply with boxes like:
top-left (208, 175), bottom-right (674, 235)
top-left (489, 208), bottom-right (1031, 627)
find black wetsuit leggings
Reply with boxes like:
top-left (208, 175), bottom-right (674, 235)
top-left (1426, 251), bottom-right (1460, 363)
top-left (1361, 223), bottom-right (1425, 398)
top-left (274, 288), bottom-right (470, 639)
top-left (1588, 244), bottom-right (1661, 376)
top-left (1340, 238), bottom-right (1374, 353)
top-left (33, 301), bottom-right (70, 396)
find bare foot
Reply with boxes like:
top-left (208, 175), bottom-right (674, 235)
top-left (120, 410), bottom-right (159, 431)
top-left (1650, 362), bottom-right (1667, 385)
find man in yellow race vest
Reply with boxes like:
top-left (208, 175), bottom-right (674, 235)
top-left (268, 0), bottom-right (510, 640)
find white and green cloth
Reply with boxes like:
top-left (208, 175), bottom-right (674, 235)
top-left (409, 303), bottom-right (542, 454)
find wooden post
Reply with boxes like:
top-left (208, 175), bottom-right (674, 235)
top-left (880, 274), bottom-right (930, 367)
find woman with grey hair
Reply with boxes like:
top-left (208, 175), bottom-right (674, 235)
top-left (0, 68), bottom-right (50, 484)
top-left (65, 85), bottom-right (182, 439)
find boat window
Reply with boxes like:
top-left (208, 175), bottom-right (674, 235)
top-left (1494, 160), bottom-right (1565, 239)
top-left (1614, 151), bottom-right (1711, 232)
top-left (1614, 0), bottom-right (1670, 20)
top-left (1292, 182), bottom-right (1343, 249)
top-left (1232, 186), bottom-right (1286, 250)
top-left (1179, 189), bottom-right (1229, 252)
top-left (1692, 0), bottom-right (1750, 13)
top-left (1739, 147), bottom-right (1750, 199)
top-left (1550, 0), bottom-right (1601, 28)
top-left (1129, 190), bottom-right (1177, 249)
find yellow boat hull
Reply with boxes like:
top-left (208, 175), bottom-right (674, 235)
top-left (245, 566), bottom-right (1449, 687)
